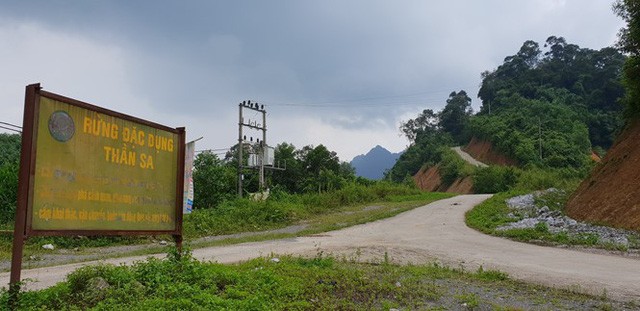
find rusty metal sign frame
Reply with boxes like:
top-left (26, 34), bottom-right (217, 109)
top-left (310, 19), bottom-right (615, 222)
top-left (9, 83), bottom-right (185, 299)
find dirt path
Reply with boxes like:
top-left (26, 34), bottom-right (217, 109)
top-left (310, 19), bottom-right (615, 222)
top-left (452, 146), bottom-right (488, 167)
top-left (2, 195), bottom-right (639, 301)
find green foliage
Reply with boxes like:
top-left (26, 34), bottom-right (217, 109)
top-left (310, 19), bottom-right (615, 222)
top-left (193, 151), bottom-right (236, 209)
top-left (6, 252), bottom-right (619, 310)
top-left (386, 131), bottom-right (454, 182)
top-left (468, 95), bottom-right (593, 169)
top-left (472, 166), bottom-right (519, 194)
top-left (391, 37), bottom-right (624, 180)
top-left (466, 191), bottom-right (524, 234)
top-left (0, 162), bottom-right (18, 223)
top-left (0, 134), bottom-right (20, 224)
top-left (0, 133), bottom-right (21, 166)
top-left (399, 108), bottom-right (438, 142)
top-left (183, 198), bottom-right (298, 236)
top-left (615, 0), bottom-right (640, 119)
top-left (478, 37), bottom-right (625, 149)
top-left (465, 188), bottom-right (632, 249)
top-left (270, 142), bottom-right (303, 193)
top-left (514, 167), bottom-right (585, 191)
top-left (438, 147), bottom-right (469, 186)
top-left (183, 182), bottom-right (425, 237)
top-left (438, 90), bottom-right (473, 144)
top-left (269, 143), bottom-right (355, 194)
top-left (473, 266), bottom-right (509, 281)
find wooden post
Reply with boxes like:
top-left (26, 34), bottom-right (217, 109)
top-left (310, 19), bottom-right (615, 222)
top-left (9, 83), bottom-right (40, 308)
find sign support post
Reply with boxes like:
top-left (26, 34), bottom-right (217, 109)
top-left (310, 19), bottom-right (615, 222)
top-left (9, 83), bottom-right (40, 308)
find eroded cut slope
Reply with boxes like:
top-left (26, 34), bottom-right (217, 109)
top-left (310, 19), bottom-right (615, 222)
top-left (566, 120), bottom-right (640, 231)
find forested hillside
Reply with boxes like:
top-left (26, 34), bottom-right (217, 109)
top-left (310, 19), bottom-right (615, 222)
top-left (474, 36), bottom-right (625, 167)
top-left (388, 36), bottom-right (626, 183)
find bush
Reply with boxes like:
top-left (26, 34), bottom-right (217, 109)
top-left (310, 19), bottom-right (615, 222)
top-left (183, 182), bottom-right (426, 238)
top-left (193, 152), bottom-right (236, 209)
top-left (472, 166), bottom-right (519, 194)
top-left (183, 198), bottom-right (302, 236)
top-left (438, 148), bottom-right (468, 187)
top-left (514, 167), bottom-right (583, 191)
top-left (0, 162), bottom-right (18, 224)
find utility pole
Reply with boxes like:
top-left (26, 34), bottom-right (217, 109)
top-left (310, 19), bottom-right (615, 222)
top-left (260, 106), bottom-right (267, 191)
top-left (237, 104), bottom-right (244, 197)
top-left (237, 100), bottom-right (267, 197)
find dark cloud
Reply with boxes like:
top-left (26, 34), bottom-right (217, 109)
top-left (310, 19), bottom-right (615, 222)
top-left (0, 1), bottom-right (624, 159)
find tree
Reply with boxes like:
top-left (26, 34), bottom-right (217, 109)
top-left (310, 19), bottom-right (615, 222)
top-left (0, 133), bottom-right (21, 166)
top-left (271, 142), bottom-right (303, 193)
top-left (193, 151), bottom-right (236, 209)
top-left (438, 90), bottom-right (473, 143)
top-left (298, 145), bottom-right (340, 176)
top-left (0, 133), bottom-right (20, 223)
top-left (477, 37), bottom-right (625, 149)
top-left (399, 108), bottom-right (439, 143)
top-left (615, 0), bottom-right (640, 119)
top-left (386, 129), bottom-right (453, 182)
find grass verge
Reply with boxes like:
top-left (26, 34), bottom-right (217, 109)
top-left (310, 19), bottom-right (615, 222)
top-left (3, 250), bottom-right (633, 310)
top-left (466, 190), bottom-right (640, 250)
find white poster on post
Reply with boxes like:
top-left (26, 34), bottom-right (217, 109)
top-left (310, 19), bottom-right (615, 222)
top-left (183, 141), bottom-right (195, 214)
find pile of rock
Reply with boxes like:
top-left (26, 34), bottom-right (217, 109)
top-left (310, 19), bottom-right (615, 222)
top-left (497, 189), bottom-right (637, 247)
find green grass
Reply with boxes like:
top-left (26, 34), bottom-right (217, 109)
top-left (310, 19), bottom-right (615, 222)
top-left (2, 250), bottom-right (630, 310)
top-left (465, 191), bottom-right (527, 234)
top-left (465, 190), bottom-right (639, 249)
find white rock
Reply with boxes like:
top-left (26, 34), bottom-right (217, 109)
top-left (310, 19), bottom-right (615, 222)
top-left (270, 257), bottom-right (280, 263)
top-left (42, 244), bottom-right (55, 250)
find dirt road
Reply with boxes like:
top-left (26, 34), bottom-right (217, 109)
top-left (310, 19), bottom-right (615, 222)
top-left (2, 195), bottom-right (639, 301)
top-left (452, 146), bottom-right (488, 167)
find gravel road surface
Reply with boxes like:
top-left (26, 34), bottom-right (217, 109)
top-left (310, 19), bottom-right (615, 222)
top-left (2, 195), bottom-right (639, 302)
top-left (452, 146), bottom-right (488, 167)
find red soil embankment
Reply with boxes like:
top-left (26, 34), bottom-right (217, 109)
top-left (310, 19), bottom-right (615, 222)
top-left (463, 137), bottom-right (517, 166)
top-left (566, 120), bottom-right (640, 231)
top-left (413, 165), bottom-right (473, 194)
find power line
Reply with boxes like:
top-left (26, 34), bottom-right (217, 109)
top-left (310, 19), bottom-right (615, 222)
top-left (262, 85), bottom-right (477, 108)
top-left (195, 148), bottom-right (230, 153)
top-left (0, 121), bottom-right (22, 133)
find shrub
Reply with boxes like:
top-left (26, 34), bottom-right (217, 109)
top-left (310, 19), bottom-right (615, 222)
top-left (514, 167), bottom-right (583, 191)
top-left (438, 148), bottom-right (468, 187)
top-left (472, 166), bottom-right (519, 194)
top-left (0, 162), bottom-right (18, 224)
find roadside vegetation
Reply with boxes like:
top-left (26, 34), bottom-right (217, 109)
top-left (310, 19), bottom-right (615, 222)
top-left (3, 249), bottom-right (634, 310)
top-left (466, 189), bottom-right (640, 252)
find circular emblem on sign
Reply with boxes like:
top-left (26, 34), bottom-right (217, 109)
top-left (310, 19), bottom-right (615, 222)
top-left (48, 110), bottom-right (75, 142)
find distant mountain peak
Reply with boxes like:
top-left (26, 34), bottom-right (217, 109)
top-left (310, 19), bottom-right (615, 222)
top-left (350, 145), bottom-right (403, 180)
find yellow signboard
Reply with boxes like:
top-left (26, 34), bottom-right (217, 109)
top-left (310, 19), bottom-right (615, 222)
top-left (29, 95), bottom-right (181, 231)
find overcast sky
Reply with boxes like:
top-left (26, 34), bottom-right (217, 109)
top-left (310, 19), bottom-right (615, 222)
top-left (0, 1), bottom-right (625, 161)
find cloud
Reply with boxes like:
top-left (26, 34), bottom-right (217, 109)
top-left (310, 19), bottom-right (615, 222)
top-left (0, 1), bottom-right (625, 161)
top-left (0, 21), bottom-right (155, 124)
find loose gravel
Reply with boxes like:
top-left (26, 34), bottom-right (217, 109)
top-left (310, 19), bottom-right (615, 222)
top-left (497, 189), bottom-right (640, 249)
